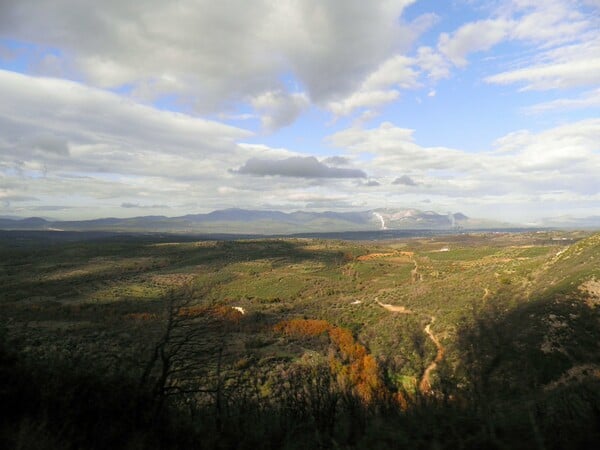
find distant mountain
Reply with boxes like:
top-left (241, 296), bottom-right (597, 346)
top-left (0, 208), bottom-right (512, 234)
top-left (372, 208), bottom-right (474, 229)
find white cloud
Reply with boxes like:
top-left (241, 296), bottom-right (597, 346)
top-left (438, 19), bottom-right (512, 66)
top-left (437, 0), bottom-right (597, 82)
top-left (485, 49), bottom-right (600, 90)
top-left (327, 119), bottom-right (600, 205)
top-left (0, 70), bottom-right (384, 218)
top-left (328, 90), bottom-right (400, 116)
top-left (1, 1), bottom-right (598, 221)
top-left (492, 119), bottom-right (600, 172)
top-left (326, 53), bottom-right (426, 116)
top-left (523, 88), bottom-right (600, 114)
top-left (251, 90), bottom-right (309, 131)
top-left (0, 70), bottom-right (270, 215)
top-left (361, 55), bottom-right (421, 91)
top-left (0, 0), bottom-right (418, 113)
top-left (0, 71), bottom-right (250, 164)
top-left (508, 0), bottom-right (590, 44)
top-left (415, 46), bottom-right (451, 80)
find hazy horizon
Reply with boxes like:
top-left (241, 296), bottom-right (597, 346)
top-left (1, 1), bottom-right (599, 222)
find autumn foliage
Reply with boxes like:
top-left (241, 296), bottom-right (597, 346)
top-left (274, 319), bottom-right (387, 404)
top-left (273, 319), bottom-right (329, 337)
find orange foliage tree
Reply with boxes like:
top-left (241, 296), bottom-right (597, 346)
top-left (274, 319), bottom-right (388, 404)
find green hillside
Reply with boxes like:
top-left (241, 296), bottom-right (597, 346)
top-left (1, 231), bottom-right (598, 449)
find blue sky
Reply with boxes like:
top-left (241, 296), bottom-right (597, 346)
top-left (0, 0), bottom-right (599, 223)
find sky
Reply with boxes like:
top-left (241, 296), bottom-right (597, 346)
top-left (0, 0), bottom-right (599, 224)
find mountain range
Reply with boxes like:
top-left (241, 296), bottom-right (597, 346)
top-left (0, 208), bottom-right (515, 234)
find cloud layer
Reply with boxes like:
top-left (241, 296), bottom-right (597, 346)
top-left (1, 1), bottom-right (598, 222)
top-left (0, 1), bottom-right (418, 111)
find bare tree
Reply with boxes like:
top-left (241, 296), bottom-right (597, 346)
top-left (139, 284), bottom-right (226, 419)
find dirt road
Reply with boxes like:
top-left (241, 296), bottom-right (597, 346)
top-left (373, 252), bottom-right (444, 393)
top-left (375, 299), bottom-right (444, 394)
top-left (375, 298), bottom-right (412, 313)
top-left (418, 317), bottom-right (444, 393)
top-left (483, 287), bottom-right (490, 301)
top-left (411, 258), bottom-right (422, 282)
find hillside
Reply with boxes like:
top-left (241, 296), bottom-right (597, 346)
top-left (0, 230), bottom-right (598, 449)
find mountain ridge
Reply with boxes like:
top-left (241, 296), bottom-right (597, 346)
top-left (0, 208), bottom-right (514, 234)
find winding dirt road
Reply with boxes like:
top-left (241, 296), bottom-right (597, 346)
top-left (374, 302), bottom-right (444, 394)
top-left (418, 317), bottom-right (444, 393)
top-left (482, 287), bottom-right (490, 301)
top-left (373, 252), bottom-right (445, 393)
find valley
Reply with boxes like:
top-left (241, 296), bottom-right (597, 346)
top-left (1, 230), bottom-right (599, 449)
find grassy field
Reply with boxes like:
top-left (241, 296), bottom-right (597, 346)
top-left (1, 230), bottom-right (599, 449)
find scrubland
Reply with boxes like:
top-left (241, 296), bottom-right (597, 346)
top-left (1, 230), bottom-right (598, 449)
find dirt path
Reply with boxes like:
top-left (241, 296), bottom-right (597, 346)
top-left (375, 298), bottom-right (412, 313)
top-left (374, 252), bottom-right (444, 394)
top-left (374, 298), bottom-right (444, 393)
top-left (418, 317), bottom-right (444, 393)
top-left (411, 258), bottom-right (422, 282)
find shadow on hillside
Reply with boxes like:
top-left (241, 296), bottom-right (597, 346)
top-left (1, 237), bottom-right (348, 304)
top-left (1, 283), bottom-right (599, 449)
top-left (452, 285), bottom-right (600, 449)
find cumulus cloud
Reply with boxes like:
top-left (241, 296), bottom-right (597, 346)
top-left (1, 1), bottom-right (598, 221)
top-left (328, 122), bottom-right (480, 173)
top-left (491, 119), bottom-right (600, 171)
top-left (233, 156), bottom-right (367, 179)
top-left (327, 119), bottom-right (600, 205)
top-left (415, 46), bottom-right (451, 80)
top-left (0, 70), bottom-right (286, 217)
top-left (360, 55), bottom-right (421, 91)
top-left (392, 175), bottom-right (418, 186)
top-left (328, 122), bottom-right (414, 153)
top-left (328, 54), bottom-right (424, 115)
top-left (251, 90), bottom-right (309, 131)
top-left (0, 0), bottom-right (419, 113)
top-left (0, 70), bottom-right (250, 177)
